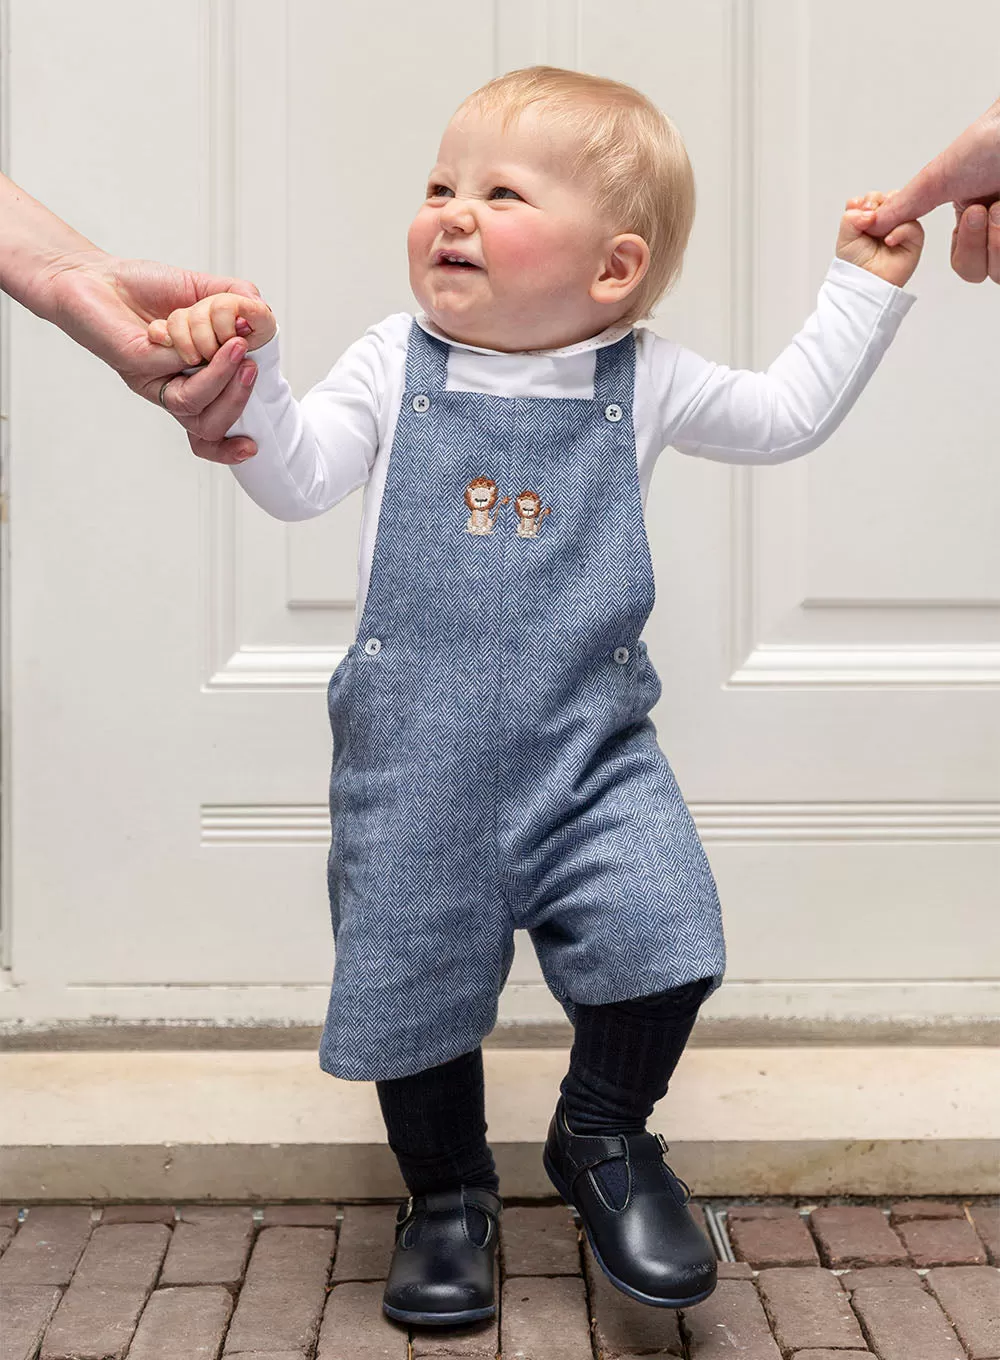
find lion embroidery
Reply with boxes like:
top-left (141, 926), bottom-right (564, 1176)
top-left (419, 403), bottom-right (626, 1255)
top-left (464, 477), bottom-right (503, 535)
top-left (505, 490), bottom-right (551, 538)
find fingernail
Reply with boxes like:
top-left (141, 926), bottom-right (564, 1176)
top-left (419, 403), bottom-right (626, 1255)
top-left (235, 451), bottom-right (255, 461)
top-left (239, 362), bottom-right (257, 388)
top-left (235, 318), bottom-right (252, 337)
top-left (990, 204), bottom-right (1000, 226)
top-left (969, 205), bottom-right (988, 228)
top-left (230, 339), bottom-right (247, 363)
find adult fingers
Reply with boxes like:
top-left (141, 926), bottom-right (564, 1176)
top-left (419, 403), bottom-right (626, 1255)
top-left (160, 337), bottom-right (250, 421)
top-left (186, 359), bottom-right (259, 444)
top-left (187, 430), bottom-right (259, 465)
top-left (952, 203), bottom-right (989, 282)
top-left (162, 352), bottom-right (259, 445)
top-left (189, 273), bottom-right (263, 303)
top-left (871, 162), bottom-right (949, 236)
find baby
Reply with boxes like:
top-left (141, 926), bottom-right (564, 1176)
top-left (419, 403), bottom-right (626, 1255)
top-left (150, 66), bottom-right (922, 1330)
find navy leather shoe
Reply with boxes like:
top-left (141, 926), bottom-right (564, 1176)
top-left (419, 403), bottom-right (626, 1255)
top-left (543, 1094), bottom-right (717, 1308)
top-left (382, 1184), bottom-right (501, 1327)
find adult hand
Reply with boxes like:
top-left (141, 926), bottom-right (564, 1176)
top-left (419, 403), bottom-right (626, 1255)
top-left (43, 250), bottom-right (261, 461)
top-left (870, 96), bottom-right (1000, 283)
top-left (0, 172), bottom-right (258, 460)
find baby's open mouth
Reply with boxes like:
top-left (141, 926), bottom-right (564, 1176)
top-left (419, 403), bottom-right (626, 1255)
top-left (434, 252), bottom-right (483, 269)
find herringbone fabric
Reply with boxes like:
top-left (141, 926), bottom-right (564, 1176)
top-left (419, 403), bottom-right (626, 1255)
top-left (321, 320), bottom-right (726, 1080)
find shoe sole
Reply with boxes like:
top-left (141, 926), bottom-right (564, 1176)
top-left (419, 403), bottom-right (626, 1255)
top-left (382, 1298), bottom-right (497, 1326)
top-left (542, 1146), bottom-right (717, 1310)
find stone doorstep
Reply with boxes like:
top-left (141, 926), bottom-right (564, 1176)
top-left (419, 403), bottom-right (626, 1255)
top-left (0, 1046), bottom-right (997, 1200)
top-left (4, 1140), bottom-right (998, 1204)
top-left (4, 1016), bottom-right (1000, 1048)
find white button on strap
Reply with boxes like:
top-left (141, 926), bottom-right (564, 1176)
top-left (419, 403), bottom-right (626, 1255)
top-left (411, 394), bottom-right (430, 413)
top-left (613, 646), bottom-right (630, 664)
top-left (364, 637), bottom-right (382, 655)
top-left (604, 404), bottom-right (623, 422)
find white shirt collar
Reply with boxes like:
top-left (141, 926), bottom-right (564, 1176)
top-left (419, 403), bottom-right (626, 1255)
top-left (414, 312), bottom-right (634, 359)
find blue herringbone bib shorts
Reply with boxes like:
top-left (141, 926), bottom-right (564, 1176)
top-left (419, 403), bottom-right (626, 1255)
top-left (321, 320), bottom-right (726, 1081)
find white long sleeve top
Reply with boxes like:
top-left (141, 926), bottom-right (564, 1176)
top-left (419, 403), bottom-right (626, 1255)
top-left (227, 256), bottom-right (915, 633)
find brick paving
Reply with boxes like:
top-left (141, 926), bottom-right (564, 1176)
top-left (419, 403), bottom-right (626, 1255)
top-left (0, 1197), bottom-right (996, 1359)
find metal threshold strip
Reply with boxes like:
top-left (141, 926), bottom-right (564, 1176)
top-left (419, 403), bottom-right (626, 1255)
top-left (702, 1204), bottom-right (736, 1261)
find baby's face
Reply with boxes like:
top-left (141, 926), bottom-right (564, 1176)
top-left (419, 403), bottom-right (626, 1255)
top-left (408, 105), bottom-right (630, 352)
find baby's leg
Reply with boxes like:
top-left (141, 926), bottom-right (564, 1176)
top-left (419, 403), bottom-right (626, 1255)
top-left (376, 1045), bottom-right (500, 1201)
top-left (558, 976), bottom-right (712, 1204)
top-left (561, 976), bottom-right (712, 1129)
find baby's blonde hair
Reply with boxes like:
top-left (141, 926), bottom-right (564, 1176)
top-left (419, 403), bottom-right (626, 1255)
top-left (455, 65), bottom-right (695, 325)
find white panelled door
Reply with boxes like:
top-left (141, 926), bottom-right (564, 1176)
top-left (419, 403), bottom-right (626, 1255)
top-left (3, 0), bottom-right (997, 1028)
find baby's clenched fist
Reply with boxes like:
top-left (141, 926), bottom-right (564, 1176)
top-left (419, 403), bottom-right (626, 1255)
top-left (148, 292), bottom-right (276, 367)
top-left (836, 191), bottom-right (923, 288)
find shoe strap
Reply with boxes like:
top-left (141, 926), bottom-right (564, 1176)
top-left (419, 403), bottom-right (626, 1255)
top-left (562, 1130), bottom-right (629, 1184)
top-left (626, 1132), bottom-right (694, 1204)
top-left (397, 1184), bottom-right (502, 1231)
top-left (461, 1185), bottom-right (503, 1220)
top-left (560, 1111), bottom-right (691, 1201)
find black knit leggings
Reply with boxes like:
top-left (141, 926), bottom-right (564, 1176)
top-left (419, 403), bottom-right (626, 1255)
top-left (375, 976), bottom-right (714, 1196)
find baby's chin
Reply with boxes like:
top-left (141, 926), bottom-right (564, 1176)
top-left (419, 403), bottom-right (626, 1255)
top-left (414, 287), bottom-right (497, 338)
top-left (413, 281), bottom-right (592, 351)
top-left (427, 313), bottom-right (502, 348)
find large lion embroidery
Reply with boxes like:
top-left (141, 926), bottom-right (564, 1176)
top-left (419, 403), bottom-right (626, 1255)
top-left (464, 477), bottom-right (503, 535)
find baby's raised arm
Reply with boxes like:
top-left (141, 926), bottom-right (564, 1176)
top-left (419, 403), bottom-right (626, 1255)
top-left (653, 192), bottom-right (922, 465)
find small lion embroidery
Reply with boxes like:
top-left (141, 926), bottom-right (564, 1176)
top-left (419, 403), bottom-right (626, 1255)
top-left (464, 477), bottom-right (503, 534)
top-left (503, 490), bottom-right (551, 538)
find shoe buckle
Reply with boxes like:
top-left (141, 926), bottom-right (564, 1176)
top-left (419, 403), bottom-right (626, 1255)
top-left (395, 1194), bottom-right (416, 1244)
top-left (654, 1132), bottom-right (693, 1204)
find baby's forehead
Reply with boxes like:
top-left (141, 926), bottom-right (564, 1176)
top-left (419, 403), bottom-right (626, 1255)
top-left (443, 102), bottom-right (592, 171)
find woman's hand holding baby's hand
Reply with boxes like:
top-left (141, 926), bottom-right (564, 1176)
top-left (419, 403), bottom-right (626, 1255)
top-left (147, 293), bottom-right (276, 367)
top-left (836, 192), bottom-right (923, 287)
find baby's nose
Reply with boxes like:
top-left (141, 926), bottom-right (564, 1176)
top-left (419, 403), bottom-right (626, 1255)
top-left (441, 196), bottom-right (476, 222)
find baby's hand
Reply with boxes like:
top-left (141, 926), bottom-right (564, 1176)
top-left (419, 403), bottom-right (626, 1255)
top-left (147, 292), bottom-right (276, 366)
top-left (836, 191), bottom-right (923, 288)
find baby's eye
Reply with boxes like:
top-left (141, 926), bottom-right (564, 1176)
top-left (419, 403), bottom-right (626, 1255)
top-left (425, 184), bottom-right (522, 201)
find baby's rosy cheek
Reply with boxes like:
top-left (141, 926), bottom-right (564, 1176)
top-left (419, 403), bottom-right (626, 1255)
top-left (406, 215), bottom-right (435, 260)
top-left (490, 228), bottom-right (559, 274)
